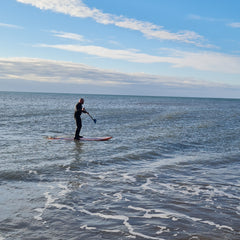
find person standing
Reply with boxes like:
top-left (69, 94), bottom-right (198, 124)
top-left (74, 98), bottom-right (87, 140)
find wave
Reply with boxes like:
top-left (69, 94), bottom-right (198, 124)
top-left (0, 169), bottom-right (39, 182)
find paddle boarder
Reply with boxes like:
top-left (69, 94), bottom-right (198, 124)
top-left (74, 98), bottom-right (87, 140)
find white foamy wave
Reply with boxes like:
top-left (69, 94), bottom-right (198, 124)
top-left (34, 208), bottom-right (45, 221)
top-left (122, 173), bottom-right (136, 182)
top-left (201, 220), bottom-right (234, 231)
top-left (80, 225), bottom-right (96, 230)
top-left (0, 234), bottom-right (5, 240)
top-left (207, 186), bottom-right (240, 201)
top-left (113, 192), bottom-right (122, 201)
top-left (34, 192), bottom-right (56, 221)
top-left (156, 226), bottom-right (170, 235)
top-left (152, 181), bottom-right (240, 204)
top-left (100, 192), bottom-right (124, 202)
top-left (128, 205), bottom-right (177, 221)
top-left (237, 206), bottom-right (240, 215)
top-left (128, 205), bottom-right (234, 232)
top-left (51, 203), bottom-right (75, 211)
top-left (78, 207), bottom-right (164, 240)
top-left (102, 229), bottom-right (122, 233)
top-left (58, 183), bottom-right (71, 196)
top-left (34, 191), bottom-right (75, 221)
top-left (141, 178), bottom-right (159, 193)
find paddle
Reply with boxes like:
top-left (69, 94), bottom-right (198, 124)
top-left (86, 112), bottom-right (97, 124)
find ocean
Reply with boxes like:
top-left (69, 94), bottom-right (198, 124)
top-left (0, 91), bottom-right (239, 240)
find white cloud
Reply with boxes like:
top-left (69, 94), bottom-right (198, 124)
top-left (113, 17), bottom-right (207, 47)
top-left (1, 57), bottom-right (239, 97)
top-left (37, 43), bottom-right (240, 74)
top-left (37, 43), bottom-right (174, 63)
top-left (188, 14), bottom-right (225, 23)
top-left (189, 14), bottom-right (240, 30)
top-left (17, 0), bottom-right (93, 18)
top-left (0, 57), bottom-right (225, 88)
top-left (50, 30), bottom-right (85, 41)
top-left (16, 0), bottom-right (208, 47)
top-left (228, 22), bottom-right (240, 28)
top-left (0, 22), bottom-right (23, 29)
top-left (167, 49), bottom-right (240, 74)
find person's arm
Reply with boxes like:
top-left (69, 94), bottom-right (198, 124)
top-left (82, 107), bottom-right (88, 114)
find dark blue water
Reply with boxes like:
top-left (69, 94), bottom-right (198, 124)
top-left (0, 92), bottom-right (239, 240)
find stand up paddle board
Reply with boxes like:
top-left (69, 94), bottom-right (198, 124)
top-left (48, 136), bottom-right (112, 141)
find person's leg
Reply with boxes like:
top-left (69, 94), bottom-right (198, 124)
top-left (74, 118), bottom-right (82, 139)
top-left (74, 127), bottom-right (80, 139)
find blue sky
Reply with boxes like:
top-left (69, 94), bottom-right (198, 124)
top-left (1, 0), bottom-right (240, 98)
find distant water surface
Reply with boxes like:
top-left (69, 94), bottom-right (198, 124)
top-left (0, 92), bottom-right (239, 240)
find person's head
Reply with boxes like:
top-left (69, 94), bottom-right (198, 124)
top-left (79, 98), bottom-right (84, 104)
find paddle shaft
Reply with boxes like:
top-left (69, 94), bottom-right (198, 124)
top-left (86, 112), bottom-right (97, 123)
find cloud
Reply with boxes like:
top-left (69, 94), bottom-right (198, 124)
top-left (0, 22), bottom-right (23, 29)
top-left (16, 0), bottom-right (208, 47)
top-left (167, 49), bottom-right (240, 74)
top-left (228, 22), bottom-right (240, 28)
top-left (37, 43), bottom-right (240, 74)
top-left (1, 57), bottom-right (239, 98)
top-left (37, 43), bottom-right (174, 63)
top-left (188, 14), bottom-right (225, 22)
top-left (0, 57), bottom-right (224, 88)
top-left (189, 14), bottom-right (240, 30)
top-left (50, 30), bottom-right (86, 41)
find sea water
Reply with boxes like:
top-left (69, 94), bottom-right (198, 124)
top-left (0, 91), bottom-right (239, 240)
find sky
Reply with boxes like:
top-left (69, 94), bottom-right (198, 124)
top-left (1, 0), bottom-right (240, 98)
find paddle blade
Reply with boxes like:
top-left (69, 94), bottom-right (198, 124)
top-left (93, 119), bottom-right (97, 124)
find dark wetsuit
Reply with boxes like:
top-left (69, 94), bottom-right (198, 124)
top-left (74, 102), bottom-right (86, 139)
